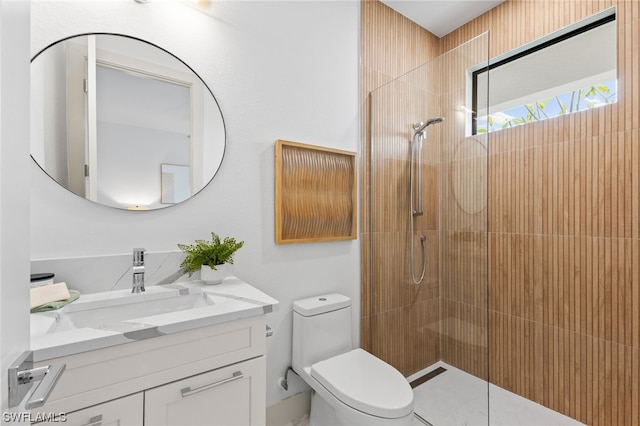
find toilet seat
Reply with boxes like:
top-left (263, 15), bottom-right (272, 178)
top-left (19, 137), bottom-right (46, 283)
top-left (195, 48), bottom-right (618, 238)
top-left (310, 348), bottom-right (414, 419)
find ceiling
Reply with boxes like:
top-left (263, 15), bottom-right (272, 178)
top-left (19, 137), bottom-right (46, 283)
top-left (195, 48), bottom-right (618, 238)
top-left (380, 0), bottom-right (506, 37)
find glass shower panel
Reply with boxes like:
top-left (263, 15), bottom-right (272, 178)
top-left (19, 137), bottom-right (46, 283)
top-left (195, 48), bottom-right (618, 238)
top-left (368, 33), bottom-right (489, 426)
top-left (368, 55), bottom-right (442, 377)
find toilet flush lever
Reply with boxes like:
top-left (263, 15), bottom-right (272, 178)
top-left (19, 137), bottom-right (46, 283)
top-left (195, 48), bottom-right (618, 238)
top-left (8, 351), bottom-right (66, 409)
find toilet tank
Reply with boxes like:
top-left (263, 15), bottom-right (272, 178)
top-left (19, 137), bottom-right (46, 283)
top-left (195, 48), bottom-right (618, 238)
top-left (292, 294), bottom-right (353, 372)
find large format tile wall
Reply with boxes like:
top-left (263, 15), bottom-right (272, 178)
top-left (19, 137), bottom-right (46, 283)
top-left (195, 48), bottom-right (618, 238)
top-left (362, 0), bottom-right (640, 424)
top-left (360, 0), bottom-right (490, 381)
top-left (442, 1), bottom-right (640, 425)
top-left (360, 0), bottom-right (441, 374)
top-left (361, 0), bottom-right (491, 381)
top-left (437, 38), bottom-right (490, 381)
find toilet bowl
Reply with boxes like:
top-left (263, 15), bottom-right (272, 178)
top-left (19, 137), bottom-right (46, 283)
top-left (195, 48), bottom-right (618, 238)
top-left (292, 294), bottom-right (414, 425)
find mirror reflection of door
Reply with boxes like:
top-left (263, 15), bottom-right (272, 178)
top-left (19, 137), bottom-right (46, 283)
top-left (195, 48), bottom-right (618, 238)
top-left (93, 64), bottom-right (191, 209)
top-left (86, 35), bottom-right (194, 209)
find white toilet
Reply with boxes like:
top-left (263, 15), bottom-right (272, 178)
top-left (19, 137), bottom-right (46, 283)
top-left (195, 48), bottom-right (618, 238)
top-left (292, 294), bottom-right (414, 426)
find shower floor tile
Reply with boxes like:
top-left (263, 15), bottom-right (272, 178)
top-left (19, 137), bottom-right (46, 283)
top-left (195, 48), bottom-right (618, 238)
top-left (413, 362), bottom-right (585, 426)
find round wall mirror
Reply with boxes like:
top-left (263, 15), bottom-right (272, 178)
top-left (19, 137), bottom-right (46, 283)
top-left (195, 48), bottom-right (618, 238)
top-left (31, 33), bottom-right (225, 210)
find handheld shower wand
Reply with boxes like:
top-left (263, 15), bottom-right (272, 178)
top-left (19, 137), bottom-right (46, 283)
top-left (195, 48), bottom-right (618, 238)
top-left (413, 117), bottom-right (444, 134)
top-left (410, 117), bottom-right (444, 284)
top-left (411, 117), bottom-right (444, 217)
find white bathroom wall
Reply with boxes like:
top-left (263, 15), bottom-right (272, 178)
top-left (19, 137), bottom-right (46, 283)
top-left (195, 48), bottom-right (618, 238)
top-left (30, 0), bottom-right (360, 411)
top-left (1, 0), bottom-right (31, 413)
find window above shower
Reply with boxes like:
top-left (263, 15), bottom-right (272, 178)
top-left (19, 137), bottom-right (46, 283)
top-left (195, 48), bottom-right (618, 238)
top-left (471, 7), bottom-right (616, 135)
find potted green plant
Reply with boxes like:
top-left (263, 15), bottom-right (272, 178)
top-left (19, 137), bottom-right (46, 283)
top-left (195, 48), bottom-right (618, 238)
top-left (178, 232), bottom-right (244, 284)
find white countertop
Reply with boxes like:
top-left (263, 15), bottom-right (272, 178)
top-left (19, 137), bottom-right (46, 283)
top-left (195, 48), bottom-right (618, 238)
top-left (30, 277), bottom-right (279, 361)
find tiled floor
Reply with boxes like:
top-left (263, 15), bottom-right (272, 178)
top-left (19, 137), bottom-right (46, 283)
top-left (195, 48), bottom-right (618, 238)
top-left (413, 362), bottom-right (585, 426)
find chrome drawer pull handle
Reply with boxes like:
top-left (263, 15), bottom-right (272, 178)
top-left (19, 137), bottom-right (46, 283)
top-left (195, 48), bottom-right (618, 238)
top-left (80, 415), bottom-right (103, 426)
top-left (180, 371), bottom-right (243, 398)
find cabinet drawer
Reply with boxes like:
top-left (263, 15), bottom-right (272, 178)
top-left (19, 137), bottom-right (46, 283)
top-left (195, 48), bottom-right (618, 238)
top-left (33, 393), bottom-right (143, 425)
top-left (144, 356), bottom-right (265, 426)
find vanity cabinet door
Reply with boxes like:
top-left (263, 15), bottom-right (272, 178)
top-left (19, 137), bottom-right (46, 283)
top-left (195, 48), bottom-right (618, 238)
top-left (144, 356), bottom-right (265, 426)
top-left (33, 392), bottom-right (143, 425)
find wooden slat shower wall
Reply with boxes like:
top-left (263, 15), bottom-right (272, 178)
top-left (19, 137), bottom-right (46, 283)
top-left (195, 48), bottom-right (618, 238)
top-left (438, 37), bottom-right (491, 382)
top-left (362, 0), bottom-right (639, 424)
top-left (361, 0), bottom-right (491, 382)
top-left (441, 1), bottom-right (639, 425)
top-left (359, 0), bottom-right (442, 373)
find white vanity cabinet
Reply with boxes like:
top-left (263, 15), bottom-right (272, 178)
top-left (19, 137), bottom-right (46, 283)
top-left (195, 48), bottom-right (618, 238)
top-left (30, 314), bottom-right (267, 426)
top-left (145, 356), bottom-right (265, 425)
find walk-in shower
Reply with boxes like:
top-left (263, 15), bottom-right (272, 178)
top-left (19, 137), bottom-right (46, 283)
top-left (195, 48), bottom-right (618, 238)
top-left (410, 118), bottom-right (444, 285)
top-left (366, 33), bottom-right (490, 426)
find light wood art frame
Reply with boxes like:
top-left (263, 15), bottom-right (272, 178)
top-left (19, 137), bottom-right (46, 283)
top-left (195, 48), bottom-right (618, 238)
top-left (275, 140), bottom-right (357, 244)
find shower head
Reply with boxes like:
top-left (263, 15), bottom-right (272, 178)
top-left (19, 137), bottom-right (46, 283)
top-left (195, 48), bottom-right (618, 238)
top-left (413, 117), bottom-right (445, 134)
top-left (426, 117), bottom-right (445, 126)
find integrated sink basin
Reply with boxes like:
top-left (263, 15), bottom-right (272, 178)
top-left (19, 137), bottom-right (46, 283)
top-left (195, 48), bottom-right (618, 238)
top-left (30, 277), bottom-right (279, 361)
top-left (34, 286), bottom-right (216, 334)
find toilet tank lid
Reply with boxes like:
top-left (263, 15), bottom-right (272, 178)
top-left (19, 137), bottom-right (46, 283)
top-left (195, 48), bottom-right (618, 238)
top-left (293, 294), bottom-right (350, 316)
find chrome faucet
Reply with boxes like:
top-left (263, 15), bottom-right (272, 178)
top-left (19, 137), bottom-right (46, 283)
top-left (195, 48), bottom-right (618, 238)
top-left (132, 248), bottom-right (145, 293)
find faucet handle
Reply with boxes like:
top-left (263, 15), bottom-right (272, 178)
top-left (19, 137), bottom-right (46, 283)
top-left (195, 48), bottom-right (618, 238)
top-left (133, 248), bottom-right (145, 265)
top-left (132, 248), bottom-right (146, 293)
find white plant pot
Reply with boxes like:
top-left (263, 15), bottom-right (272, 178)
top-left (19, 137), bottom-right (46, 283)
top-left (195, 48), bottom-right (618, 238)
top-left (200, 264), bottom-right (229, 285)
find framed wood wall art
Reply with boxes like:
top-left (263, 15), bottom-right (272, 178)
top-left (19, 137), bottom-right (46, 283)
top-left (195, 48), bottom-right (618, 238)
top-left (275, 140), bottom-right (357, 244)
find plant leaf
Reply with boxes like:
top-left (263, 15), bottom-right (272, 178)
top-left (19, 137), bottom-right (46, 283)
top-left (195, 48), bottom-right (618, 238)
top-left (178, 232), bottom-right (244, 277)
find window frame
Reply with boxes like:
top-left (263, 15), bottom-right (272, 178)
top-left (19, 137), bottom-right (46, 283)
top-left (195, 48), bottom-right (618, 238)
top-left (471, 10), bottom-right (616, 135)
